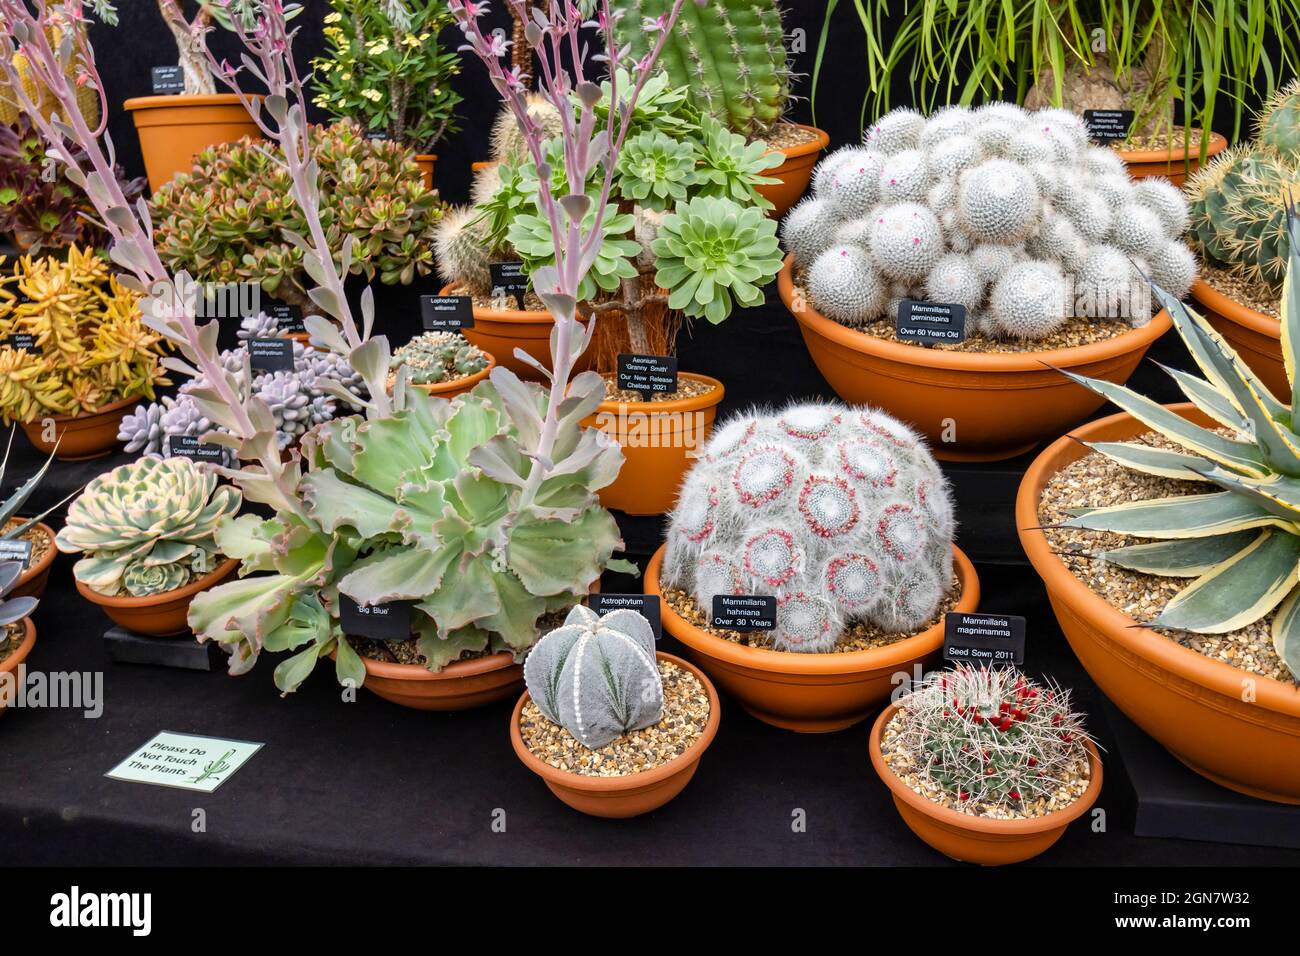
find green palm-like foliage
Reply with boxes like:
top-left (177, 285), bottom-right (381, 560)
top-left (1060, 201), bottom-right (1300, 678)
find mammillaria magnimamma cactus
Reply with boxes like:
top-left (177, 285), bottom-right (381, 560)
top-left (55, 456), bottom-right (242, 598)
top-left (524, 605), bottom-right (663, 748)
top-left (662, 401), bottom-right (955, 652)
top-left (783, 103), bottom-right (1196, 341)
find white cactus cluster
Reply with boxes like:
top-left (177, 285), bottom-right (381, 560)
top-left (662, 402), bottom-right (956, 653)
top-left (783, 104), bottom-right (1197, 340)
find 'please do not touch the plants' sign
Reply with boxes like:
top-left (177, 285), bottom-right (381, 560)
top-left (105, 731), bottom-right (262, 793)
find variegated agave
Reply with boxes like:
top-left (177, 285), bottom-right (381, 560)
top-left (187, 371), bottom-right (629, 693)
top-left (1059, 201), bottom-right (1300, 679)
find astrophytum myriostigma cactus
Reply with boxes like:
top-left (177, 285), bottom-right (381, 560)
top-left (524, 604), bottom-right (664, 749)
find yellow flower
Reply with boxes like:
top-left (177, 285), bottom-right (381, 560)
top-left (340, 72), bottom-right (352, 81)
top-left (403, 35), bottom-right (419, 47)
top-left (324, 12), bottom-right (342, 23)
top-left (366, 39), bottom-right (390, 56)
top-left (361, 89), bottom-right (383, 103)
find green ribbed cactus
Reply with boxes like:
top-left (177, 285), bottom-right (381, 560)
top-left (1258, 81), bottom-right (1300, 155)
top-left (609, 0), bottom-right (791, 139)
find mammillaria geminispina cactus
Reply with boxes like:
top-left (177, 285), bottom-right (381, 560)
top-left (662, 401), bottom-right (955, 651)
top-left (56, 456), bottom-right (242, 597)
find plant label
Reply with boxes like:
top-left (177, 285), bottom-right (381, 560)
top-left (339, 594), bottom-right (413, 642)
top-left (616, 353), bottom-right (678, 400)
top-left (248, 336), bottom-right (295, 373)
top-left (364, 129), bottom-right (389, 142)
top-left (267, 300), bottom-right (305, 333)
top-left (943, 612), bottom-right (1026, 666)
top-left (711, 594), bottom-right (777, 632)
top-left (0, 538), bottom-right (33, 569)
top-left (490, 261), bottom-right (529, 310)
top-left (4, 333), bottom-right (38, 353)
top-left (1083, 109), bottom-right (1135, 143)
top-left (588, 593), bottom-right (662, 642)
top-left (896, 300), bottom-right (967, 345)
top-left (150, 65), bottom-right (186, 96)
top-left (105, 731), bottom-right (262, 793)
top-left (420, 295), bottom-right (475, 331)
top-left (166, 434), bottom-right (225, 464)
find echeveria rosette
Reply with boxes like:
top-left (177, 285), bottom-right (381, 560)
top-left (616, 131), bottom-right (701, 212)
top-left (1058, 204), bottom-right (1300, 680)
top-left (652, 195), bottom-right (784, 323)
top-left (55, 456), bottom-right (242, 598)
top-left (509, 203), bottom-right (640, 302)
top-left (694, 116), bottom-right (783, 210)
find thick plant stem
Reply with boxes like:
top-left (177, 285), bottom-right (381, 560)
top-left (157, 0), bottom-right (216, 95)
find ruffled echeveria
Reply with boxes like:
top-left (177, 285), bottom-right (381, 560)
top-left (55, 456), bottom-right (242, 597)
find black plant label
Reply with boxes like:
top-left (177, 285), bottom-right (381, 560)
top-left (420, 295), bottom-right (475, 331)
top-left (616, 353), bottom-right (678, 401)
top-left (711, 594), bottom-right (777, 632)
top-left (4, 333), bottom-right (39, 353)
top-left (0, 538), bottom-right (33, 569)
top-left (248, 337), bottom-right (295, 373)
top-left (588, 593), bottom-right (662, 642)
top-left (943, 612), bottom-right (1026, 666)
top-left (489, 261), bottom-right (529, 310)
top-left (150, 65), bottom-right (186, 95)
top-left (339, 594), bottom-right (414, 642)
top-left (1083, 109), bottom-right (1135, 143)
top-left (267, 301), bottom-right (305, 333)
top-left (166, 435), bottom-right (225, 464)
top-left (897, 300), bottom-right (967, 345)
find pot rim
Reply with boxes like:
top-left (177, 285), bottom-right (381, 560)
top-left (439, 282), bottom-right (548, 323)
top-left (406, 354), bottom-right (497, 396)
top-left (0, 616), bottom-right (36, 677)
top-left (509, 650), bottom-right (721, 793)
top-left (777, 256), bottom-right (1173, 374)
top-left (1190, 277), bottom-right (1279, 338)
top-left (358, 647), bottom-right (520, 682)
top-left (73, 555), bottom-right (238, 610)
top-left (645, 542), bottom-right (980, 676)
top-left (1016, 401), bottom-right (1300, 718)
top-left (594, 371), bottom-right (725, 414)
top-left (27, 394), bottom-right (141, 426)
top-left (1114, 131), bottom-right (1228, 164)
top-left (122, 93), bottom-right (260, 110)
top-left (9, 520), bottom-right (56, 588)
top-left (869, 701), bottom-right (1104, 836)
top-left (767, 123), bottom-right (830, 162)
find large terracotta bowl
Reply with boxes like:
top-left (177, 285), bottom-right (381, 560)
top-left (355, 650), bottom-right (525, 712)
top-left (0, 617), bottom-right (35, 717)
top-left (8, 521), bottom-right (56, 600)
top-left (20, 396), bottom-right (138, 461)
top-left (1190, 278), bottom-right (1284, 401)
top-left (758, 124), bottom-right (830, 219)
top-left (76, 557), bottom-right (239, 637)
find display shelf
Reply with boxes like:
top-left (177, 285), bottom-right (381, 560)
top-left (103, 627), bottom-right (226, 672)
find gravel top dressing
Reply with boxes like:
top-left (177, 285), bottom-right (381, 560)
top-left (1198, 262), bottom-right (1279, 318)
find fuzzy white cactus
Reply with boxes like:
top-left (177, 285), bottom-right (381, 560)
top-left (784, 103), bottom-right (1196, 339)
top-left (662, 402), bottom-right (956, 652)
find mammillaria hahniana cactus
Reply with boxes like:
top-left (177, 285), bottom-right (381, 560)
top-left (783, 103), bottom-right (1196, 340)
top-left (56, 456), bottom-right (242, 598)
top-left (524, 604), bottom-right (664, 749)
top-left (662, 401), bottom-right (955, 652)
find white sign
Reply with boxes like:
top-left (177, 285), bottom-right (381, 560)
top-left (105, 731), bottom-right (262, 793)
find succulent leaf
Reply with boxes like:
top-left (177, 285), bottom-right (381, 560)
top-left (1098, 531), bottom-right (1263, 577)
top-left (1152, 530), bottom-right (1300, 633)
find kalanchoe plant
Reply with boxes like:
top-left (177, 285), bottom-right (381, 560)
top-left (1057, 202), bottom-right (1300, 679)
top-left (55, 455), bottom-right (242, 597)
top-left (0, 559), bottom-right (38, 627)
top-left (390, 330), bottom-right (489, 386)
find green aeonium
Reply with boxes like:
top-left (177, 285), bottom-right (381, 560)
top-left (616, 130), bottom-right (700, 212)
top-left (509, 203), bottom-right (640, 302)
top-left (693, 116), bottom-right (783, 209)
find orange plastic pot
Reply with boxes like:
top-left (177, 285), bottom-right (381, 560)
top-left (123, 94), bottom-right (261, 192)
top-left (1116, 132), bottom-right (1228, 186)
top-left (0, 617), bottom-right (36, 717)
top-left (405, 355), bottom-right (496, 401)
top-left (509, 651), bottom-right (721, 817)
top-left (74, 557), bottom-right (238, 637)
top-left (8, 521), bottom-right (56, 601)
top-left (646, 543), bottom-right (980, 732)
top-left (869, 702), bottom-right (1103, 864)
top-left (583, 373), bottom-right (724, 515)
top-left (414, 154), bottom-right (437, 190)
top-left (19, 396), bottom-right (138, 461)
top-left (1018, 403), bottom-right (1300, 804)
top-left (778, 256), bottom-right (1172, 462)
top-left (757, 125), bottom-right (830, 219)
top-left (1191, 278), bottom-right (1284, 401)
top-left (440, 284), bottom-right (590, 380)
top-left (354, 650), bottom-right (526, 712)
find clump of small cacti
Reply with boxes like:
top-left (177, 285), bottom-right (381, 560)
top-left (662, 401), bottom-right (955, 652)
top-left (524, 604), bottom-right (663, 749)
top-left (784, 103), bottom-right (1195, 340)
top-left (390, 331), bottom-right (490, 386)
top-left (884, 665), bottom-right (1094, 812)
top-left (1186, 81), bottom-right (1300, 294)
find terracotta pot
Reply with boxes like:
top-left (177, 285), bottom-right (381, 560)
top-left (646, 543), bottom-right (980, 732)
top-left (0, 617), bottom-right (36, 718)
top-left (583, 373), bottom-right (724, 516)
top-left (123, 94), bottom-right (261, 192)
top-left (8, 521), bottom-right (56, 601)
top-left (1116, 132), bottom-right (1228, 186)
top-left (75, 557), bottom-right (238, 637)
top-left (1191, 278), bottom-right (1284, 401)
top-left (19, 395), bottom-right (139, 461)
top-left (414, 154), bottom-right (437, 190)
top-left (396, 355), bottom-right (497, 401)
top-left (354, 649), bottom-right (527, 712)
top-left (1018, 403), bottom-right (1300, 804)
top-left (869, 702), bottom-right (1103, 864)
top-left (778, 256), bottom-right (1172, 462)
top-left (509, 651), bottom-right (721, 817)
top-left (440, 283), bottom-right (590, 380)
top-left (757, 124), bottom-right (830, 219)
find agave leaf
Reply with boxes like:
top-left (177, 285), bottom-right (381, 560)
top-left (1270, 585), bottom-right (1300, 680)
top-left (1086, 441), bottom-right (1213, 482)
top-left (0, 442), bottom-right (57, 529)
top-left (1154, 362), bottom-right (1249, 432)
top-left (1192, 466), bottom-right (1300, 523)
top-left (1153, 530), bottom-right (1300, 633)
top-left (1097, 530), bottom-right (1262, 576)
top-left (1062, 492), bottom-right (1286, 539)
top-left (1281, 199), bottom-right (1300, 416)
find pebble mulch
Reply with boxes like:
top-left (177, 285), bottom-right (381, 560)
top-left (1197, 262), bottom-right (1279, 318)
top-left (1108, 126), bottom-right (1207, 153)
top-left (763, 122), bottom-right (821, 150)
top-left (602, 375), bottom-right (718, 404)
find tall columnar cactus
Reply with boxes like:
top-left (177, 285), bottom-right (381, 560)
top-left (662, 402), bottom-right (955, 651)
top-left (608, 0), bottom-right (792, 139)
top-left (55, 456), bottom-right (242, 598)
top-left (783, 104), bottom-right (1195, 340)
top-left (524, 604), bottom-right (663, 748)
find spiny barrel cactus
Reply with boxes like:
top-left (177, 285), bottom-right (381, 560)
top-left (391, 331), bottom-right (490, 386)
top-left (524, 604), bottom-right (663, 749)
top-left (56, 456), bottom-right (242, 598)
top-left (608, 0), bottom-right (793, 139)
top-left (783, 104), bottom-right (1195, 340)
top-left (0, 559), bottom-right (37, 626)
top-left (662, 401), bottom-right (955, 652)
top-left (1058, 203), bottom-right (1300, 679)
